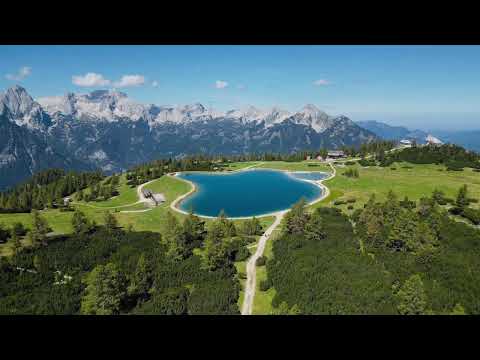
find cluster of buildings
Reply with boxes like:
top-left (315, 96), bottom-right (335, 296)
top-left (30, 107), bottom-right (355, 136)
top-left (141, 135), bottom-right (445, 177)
top-left (306, 150), bottom-right (347, 162)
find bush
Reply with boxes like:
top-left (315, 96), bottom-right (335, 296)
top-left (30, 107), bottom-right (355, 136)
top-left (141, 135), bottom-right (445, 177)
top-left (11, 222), bottom-right (28, 236)
top-left (333, 200), bottom-right (347, 206)
top-left (358, 159), bottom-right (376, 167)
top-left (256, 256), bottom-right (266, 266)
top-left (461, 208), bottom-right (480, 225)
top-left (259, 279), bottom-right (272, 292)
top-left (347, 205), bottom-right (354, 210)
top-left (347, 198), bottom-right (357, 203)
top-left (449, 207), bottom-right (463, 215)
top-left (238, 272), bottom-right (247, 280)
top-left (234, 246), bottom-right (250, 262)
top-left (390, 167), bottom-right (397, 170)
top-left (345, 161), bottom-right (356, 166)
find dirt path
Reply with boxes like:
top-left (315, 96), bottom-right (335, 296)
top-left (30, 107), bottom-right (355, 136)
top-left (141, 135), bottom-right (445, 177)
top-left (241, 162), bottom-right (336, 315)
top-left (241, 210), bottom-right (286, 315)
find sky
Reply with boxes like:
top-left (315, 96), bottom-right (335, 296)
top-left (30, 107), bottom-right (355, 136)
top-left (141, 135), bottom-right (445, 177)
top-left (1, 45), bottom-right (480, 131)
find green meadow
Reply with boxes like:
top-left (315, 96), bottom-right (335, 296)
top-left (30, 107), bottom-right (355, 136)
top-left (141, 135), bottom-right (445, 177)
top-left (313, 162), bottom-right (480, 215)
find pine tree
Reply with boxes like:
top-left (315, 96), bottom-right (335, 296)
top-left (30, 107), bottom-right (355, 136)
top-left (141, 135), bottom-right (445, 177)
top-left (395, 274), bottom-right (428, 315)
top-left (72, 210), bottom-right (93, 235)
top-left (202, 220), bottom-right (229, 271)
top-left (456, 184), bottom-right (469, 209)
top-left (285, 198), bottom-right (309, 235)
top-left (387, 209), bottom-right (417, 251)
top-left (304, 212), bottom-right (325, 242)
top-left (31, 210), bottom-right (50, 246)
top-left (103, 211), bottom-right (118, 233)
top-left (81, 263), bottom-right (127, 315)
top-left (127, 253), bottom-right (152, 300)
top-left (10, 230), bottom-right (22, 256)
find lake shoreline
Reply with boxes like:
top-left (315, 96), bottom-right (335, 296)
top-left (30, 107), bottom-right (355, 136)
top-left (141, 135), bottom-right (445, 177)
top-left (168, 166), bottom-right (333, 220)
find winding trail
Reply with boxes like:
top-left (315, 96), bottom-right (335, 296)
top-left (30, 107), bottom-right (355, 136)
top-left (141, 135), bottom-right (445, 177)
top-left (241, 162), bottom-right (336, 315)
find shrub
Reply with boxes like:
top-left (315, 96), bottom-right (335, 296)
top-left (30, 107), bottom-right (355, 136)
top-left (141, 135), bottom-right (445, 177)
top-left (259, 279), bottom-right (272, 292)
top-left (11, 222), bottom-right (28, 237)
top-left (345, 161), bottom-right (356, 166)
top-left (238, 272), bottom-right (247, 280)
top-left (390, 167), bottom-right (397, 170)
top-left (256, 256), bottom-right (266, 266)
top-left (347, 205), bottom-right (354, 210)
top-left (461, 208), bottom-right (480, 225)
top-left (333, 200), bottom-right (347, 206)
top-left (234, 246), bottom-right (250, 262)
top-left (347, 198), bottom-right (357, 203)
top-left (448, 207), bottom-right (463, 215)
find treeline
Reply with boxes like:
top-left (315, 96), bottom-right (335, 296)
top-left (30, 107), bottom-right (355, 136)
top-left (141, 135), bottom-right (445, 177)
top-left (75, 174), bottom-right (120, 203)
top-left (0, 208), bottom-right (263, 314)
top-left (387, 144), bottom-right (480, 170)
top-left (265, 190), bottom-right (480, 314)
top-left (0, 169), bottom-right (104, 213)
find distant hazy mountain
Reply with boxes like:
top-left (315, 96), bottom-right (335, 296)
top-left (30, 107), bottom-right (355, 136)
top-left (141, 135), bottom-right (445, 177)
top-left (431, 130), bottom-right (480, 152)
top-left (0, 86), bottom-right (377, 190)
top-left (356, 120), bottom-right (442, 144)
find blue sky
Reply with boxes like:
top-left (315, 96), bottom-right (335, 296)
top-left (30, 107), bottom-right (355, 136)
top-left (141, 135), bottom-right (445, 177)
top-left (1, 45), bottom-right (479, 131)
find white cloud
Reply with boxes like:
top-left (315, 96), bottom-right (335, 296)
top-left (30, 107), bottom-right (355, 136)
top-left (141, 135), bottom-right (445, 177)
top-left (215, 80), bottom-right (228, 89)
top-left (72, 72), bottom-right (111, 87)
top-left (5, 66), bottom-right (32, 81)
top-left (113, 75), bottom-right (145, 88)
top-left (152, 80), bottom-right (159, 88)
top-left (313, 79), bottom-right (331, 86)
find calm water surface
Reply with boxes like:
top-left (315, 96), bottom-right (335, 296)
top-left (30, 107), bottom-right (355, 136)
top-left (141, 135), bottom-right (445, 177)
top-left (177, 169), bottom-right (327, 217)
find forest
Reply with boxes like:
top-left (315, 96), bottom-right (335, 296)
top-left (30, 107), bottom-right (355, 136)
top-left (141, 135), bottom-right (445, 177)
top-left (0, 169), bottom-right (104, 213)
top-left (0, 208), bottom-right (263, 314)
top-left (265, 187), bottom-right (480, 315)
top-left (386, 144), bottom-right (480, 170)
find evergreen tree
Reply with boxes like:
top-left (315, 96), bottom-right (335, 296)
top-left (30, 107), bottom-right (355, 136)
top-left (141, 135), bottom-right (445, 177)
top-left (103, 211), bottom-right (118, 233)
top-left (10, 231), bottom-right (22, 257)
top-left (127, 253), bottom-right (152, 300)
top-left (72, 210), bottom-right (94, 235)
top-left (304, 211), bottom-right (325, 242)
top-left (31, 210), bottom-right (50, 246)
top-left (285, 198), bottom-right (309, 235)
top-left (183, 210), bottom-right (205, 244)
top-left (395, 274), bottom-right (428, 315)
top-left (456, 184), bottom-right (469, 209)
top-left (386, 209), bottom-right (417, 251)
top-left (81, 263), bottom-right (127, 315)
top-left (202, 220), bottom-right (229, 271)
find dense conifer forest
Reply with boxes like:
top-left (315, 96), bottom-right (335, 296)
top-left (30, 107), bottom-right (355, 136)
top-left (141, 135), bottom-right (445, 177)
top-left (265, 188), bottom-right (480, 314)
top-left (0, 209), bottom-right (262, 314)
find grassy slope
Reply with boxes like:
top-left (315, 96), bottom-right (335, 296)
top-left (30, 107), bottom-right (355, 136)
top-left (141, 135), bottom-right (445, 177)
top-left (311, 163), bottom-right (480, 216)
top-left (220, 161), bottom-right (264, 171)
top-left (256, 161), bottom-right (331, 172)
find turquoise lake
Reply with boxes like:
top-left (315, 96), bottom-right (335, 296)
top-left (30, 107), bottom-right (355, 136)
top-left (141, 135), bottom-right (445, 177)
top-left (177, 169), bottom-right (328, 217)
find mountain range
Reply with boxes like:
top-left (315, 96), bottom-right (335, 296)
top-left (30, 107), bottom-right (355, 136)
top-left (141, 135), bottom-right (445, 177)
top-left (356, 120), bottom-right (441, 144)
top-left (0, 85), bottom-right (377, 190)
